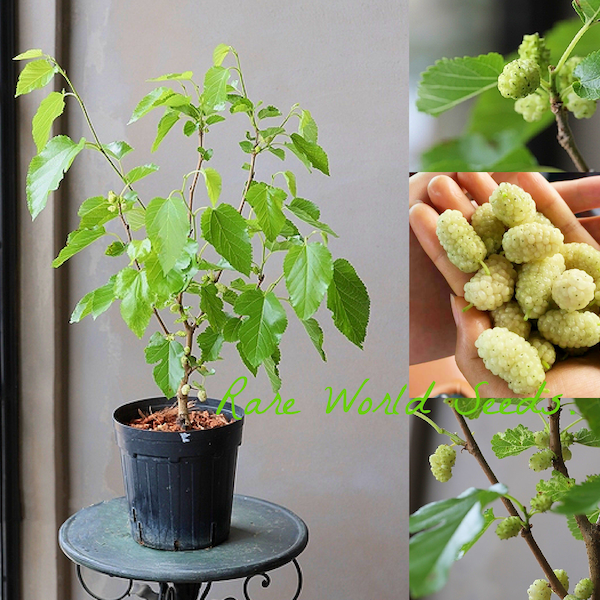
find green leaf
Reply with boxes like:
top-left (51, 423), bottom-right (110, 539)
top-left (32, 91), bottom-right (65, 153)
top-left (575, 399), bottom-right (600, 437)
top-left (152, 110), bottom-right (180, 152)
top-left (145, 196), bottom-right (190, 274)
top-left (284, 141), bottom-right (312, 171)
top-left (203, 66), bottom-right (230, 109)
top-left (268, 147), bottom-right (286, 161)
top-left (129, 87), bottom-right (172, 123)
top-left (125, 207), bottom-right (146, 231)
top-left (302, 317), bottom-right (326, 361)
top-left (14, 48), bottom-right (43, 60)
top-left (567, 510), bottom-right (600, 540)
top-left (289, 133), bottom-right (329, 175)
top-left (235, 290), bottom-right (287, 367)
top-left (125, 163), bottom-right (159, 185)
top-left (283, 171), bottom-right (297, 197)
top-left (574, 50), bottom-right (600, 99)
top-left (105, 241), bottom-right (127, 257)
top-left (114, 268), bottom-right (155, 338)
top-left (416, 53), bottom-right (504, 116)
top-left (201, 167), bottom-right (222, 206)
top-left (459, 508), bottom-right (495, 558)
top-left (213, 44), bottom-right (231, 67)
top-left (77, 196), bottom-right (117, 230)
top-left (230, 97), bottom-right (254, 114)
top-left (554, 476), bottom-right (600, 515)
top-left (574, 427), bottom-right (600, 446)
top-left (326, 258), bottom-right (370, 348)
top-left (536, 470), bottom-right (576, 502)
top-left (491, 424), bottom-right (535, 458)
top-left (127, 238), bottom-right (152, 263)
top-left (197, 326), bottom-right (225, 362)
top-left (258, 106), bottom-right (282, 119)
top-left (421, 131), bottom-right (539, 171)
top-left (205, 115), bottom-right (225, 127)
top-left (284, 242), bottom-right (333, 320)
top-left (263, 354), bottom-right (282, 392)
top-left (26, 135), bottom-right (86, 220)
top-left (299, 109), bottom-right (318, 143)
top-left (53, 227), bottom-right (106, 268)
top-left (70, 276), bottom-right (116, 323)
top-left (237, 341), bottom-right (258, 376)
top-left (287, 198), bottom-right (338, 237)
top-left (15, 59), bottom-right (56, 96)
top-left (409, 484), bottom-right (506, 598)
top-left (245, 183), bottom-right (287, 241)
top-left (450, 398), bottom-right (485, 419)
top-left (223, 317), bottom-right (242, 342)
top-left (572, 0), bottom-right (600, 23)
top-left (103, 141), bottom-right (134, 161)
top-left (144, 332), bottom-right (185, 398)
top-left (200, 283), bottom-right (227, 331)
top-left (201, 204), bottom-right (252, 276)
top-left (145, 253), bottom-right (185, 301)
top-left (148, 71), bottom-right (193, 81)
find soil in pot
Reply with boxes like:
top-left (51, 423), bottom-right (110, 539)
top-left (128, 402), bottom-right (232, 432)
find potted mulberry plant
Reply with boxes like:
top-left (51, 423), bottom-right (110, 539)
top-left (15, 44), bottom-right (370, 550)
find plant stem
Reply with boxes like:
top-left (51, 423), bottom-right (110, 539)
top-left (451, 406), bottom-right (568, 598)
top-left (412, 410), bottom-right (466, 446)
top-left (188, 130), bottom-right (204, 228)
top-left (547, 400), bottom-right (600, 600)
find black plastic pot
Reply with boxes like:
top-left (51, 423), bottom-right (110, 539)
top-left (113, 397), bottom-right (244, 551)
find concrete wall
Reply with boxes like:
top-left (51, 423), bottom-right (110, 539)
top-left (19, 1), bottom-right (408, 599)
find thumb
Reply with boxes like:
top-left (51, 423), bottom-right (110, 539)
top-left (450, 295), bottom-right (515, 397)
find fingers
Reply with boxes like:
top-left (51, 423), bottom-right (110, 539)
top-left (552, 176), bottom-right (600, 214)
top-left (409, 203), bottom-right (471, 296)
top-left (517, 172), bottom-right (600, 249)
top-left (579, 216), bottom-right (600, 240)
top-left (409, 172), bottom-right (455, 207)
top-left (456, 172), bottom-right (498, 205)
top-left (427, 175), bottom-right (478, 219)
top-left (450, 296), bottom-right (516, 397)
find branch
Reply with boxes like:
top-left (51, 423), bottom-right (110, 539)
top-left (188, 130), bottom-right (205, 227)
top-left (451, 406), bottom-right (568, 598)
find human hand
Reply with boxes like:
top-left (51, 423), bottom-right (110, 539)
top-left (410, 171), bottom-right (600, 397)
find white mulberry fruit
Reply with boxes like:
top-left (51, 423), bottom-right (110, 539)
top-left (538, 309), bottom-right (600, 349)
top-left (552, 269), bottom-right (596, 311)
top-left (503, 223), bottom-right (564, 264)
top-left (561, 243), bottom-right (600, 304)
top-left (471, 203), bottom-right (506, 256)
top-left (464, 255), bottom-right (517, 311)
top-left (557, 56), bottom-right (584, 92)
top-left (516, 253), bottom-right (566, 319)
top-left (574, 578), bottom-right (594, 599)
top-left (515, 92), bottom-right (549, 122)
top-left (527, 579), bottom-right (551, 600)
top-left (475, 327), bottom-right (545, 395)
top-left (496, 515), bottom-right (523, 540)
top-left (529, 333), bottom-right (556, 371)
top-left (554, 569), bottom-right (569, 592)
top-left (436, 210), bottom-right (487, 273)
top-left (561, 430), bottom-right (575, 446)
top-left (565, 92), bottom-right (597, 119)
top-left (530, 493), bottom-right (552, 512)
top-left (529, 449), bottom-right (554, 472)
top-left (533, 430), bottom-right (550, 448)
top-left (490, 182), bottom-right (536, 228)
top-left (519, 33), bottom-right (551, 70)
top-left (498, 58), bottom-right (541, 99)
top-left (429, 444), bottom-right (456, 482)
top-left (491, 301), bottom-right (531, 338)
top-left (532, 212), bottom-right (555, 228)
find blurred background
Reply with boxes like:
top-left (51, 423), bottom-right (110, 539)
top-left (409, 0), bottom-right (600, 171)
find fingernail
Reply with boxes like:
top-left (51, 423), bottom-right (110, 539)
top-left (427, 175), bottom-right (444, 197)
top-left (450, 294), bottom-right (460, 325)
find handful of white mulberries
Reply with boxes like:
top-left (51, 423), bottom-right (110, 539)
top-left (435, 181), bottom-right (600, 396)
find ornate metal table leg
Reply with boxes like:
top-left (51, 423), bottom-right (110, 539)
top-left (76, 565), bottom-right (133, 600)
top-left (240, 559), bottom-right (303, 600)
top-left (159, 582), bottom-right (208, 600)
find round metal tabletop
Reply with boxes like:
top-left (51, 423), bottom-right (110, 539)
top-left (59, 495), bottom-right (308, 583)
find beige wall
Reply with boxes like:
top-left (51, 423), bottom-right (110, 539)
top-left (19, 1), bottom-right (408, 599)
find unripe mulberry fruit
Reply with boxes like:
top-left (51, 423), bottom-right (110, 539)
top-left (436, 209), bottom-right (487, 273)
top-left (529, 333), bottom-right (556, 371)
top-left (552, 269), bottom-right (596, 312)
top-left (498, 58), bottom-right (541, 99)
top-left (538, 309), bottom-right (600, 349)
top-left (503, 223), bottom-right (564, 264)
top-left (464, 255), bottom-right (517, 311)
top-left (574, 578), bottom-right (594, 599)
top-left (530, 493), bottom-right (552, 512)
top-left (529, 449), bottom-right (554, 472)
top-left (533, 430), bottom-right (550, 448)
top-left (562, 445), bottom-right (573, 461)
top-left (496, 516), bottom-right (523, 540)
top-left (557, 56), bottom-right (584, 92)
top-left (565, 92), bottom-right (597, 120)
top-left (561, 430), bottom-right (575, 446)
top-left (490, 182), bottom-right (536, 228)
top-left (429, 444), bottom-right (457, 482)
top-left (180, 384), bottom-right (190, 396)
top-left (491, 301), bottom-right (531, 338)
top-left (554, 569), bottom-right (569, 592)
top-left (197, 388), bottom-right (208, 402)
top-left (515, 92), bottom-right (549, 122)
top-left (527, 579), bottom-right (551, 600)
top-left (516, 254), bottom-right (566, 319)
top-left (475, 327), bottom-right (545, 395)
top-left (565, 596), bottom-right (580, 600)
top-left (471, 203), bottom-right (506, 256)
top-left (519, 33), bottom-right (551, 70)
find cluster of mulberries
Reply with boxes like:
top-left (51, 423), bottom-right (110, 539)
top-left (501, 33), bottom-right (596, 122)
top-left (526, 570), bottom-right (593, 600)
top-left (435, 181), bottom-right (600, 396)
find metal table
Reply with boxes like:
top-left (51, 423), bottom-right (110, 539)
top-left (59, 495), bottom-right (308, 600)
